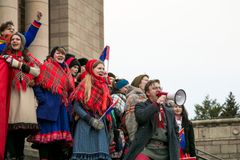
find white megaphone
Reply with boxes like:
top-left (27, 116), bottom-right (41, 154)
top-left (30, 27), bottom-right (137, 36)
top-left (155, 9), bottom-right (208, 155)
top-left (156, 89), bottom-right (186, 106)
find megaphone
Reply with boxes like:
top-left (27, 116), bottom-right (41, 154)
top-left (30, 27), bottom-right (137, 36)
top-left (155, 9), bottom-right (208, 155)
top-left (156, 89), bottom-right (186, 106)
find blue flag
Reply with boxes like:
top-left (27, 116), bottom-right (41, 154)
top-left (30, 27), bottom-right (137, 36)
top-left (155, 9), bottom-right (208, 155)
top-left (99, 45), bottom-right (110, 61)
top-left (99, 98), bottom-right (119, 120)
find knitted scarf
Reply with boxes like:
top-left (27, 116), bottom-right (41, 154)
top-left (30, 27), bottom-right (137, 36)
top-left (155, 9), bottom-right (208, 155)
top-left (5, 50), bottom-right (41, 91)
top-left (0, 34), bottom-right (11, 45)
top-left (36, 58), bottom-right (74, 106)
top-left (71, 59), bottom-right (112, 116)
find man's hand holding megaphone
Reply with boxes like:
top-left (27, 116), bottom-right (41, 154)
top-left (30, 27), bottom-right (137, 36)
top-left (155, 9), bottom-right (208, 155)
top-left (156, 89), bottom-right (187, 106)
top-left (156, 94), bottom-right (167, 105)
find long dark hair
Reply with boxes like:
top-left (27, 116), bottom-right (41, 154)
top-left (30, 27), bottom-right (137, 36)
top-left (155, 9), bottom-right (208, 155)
top-left (181, 105), bottom-right (191, 128)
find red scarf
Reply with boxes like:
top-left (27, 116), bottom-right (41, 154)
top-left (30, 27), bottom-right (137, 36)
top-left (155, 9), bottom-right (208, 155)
top-left (36, 58), bottom-right (74, 106)
top-left (5, 50), bottom-right (41, 91)
top-left (157, 107), bottom-right (165, 129)
top-left (71, 59), bottom-right (112, 115)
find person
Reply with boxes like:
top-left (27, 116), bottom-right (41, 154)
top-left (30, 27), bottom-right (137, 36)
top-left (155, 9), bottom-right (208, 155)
top-left (124, 79), bottom-right (179, 160)
top-left (77, 57), bottom-right (88, 73)
top-left (76, 57), bottom-right (88, 83)
top-left (27, 46), bottom-right (74, 160)
top-left (70, 59), bottom-right (113, 160)
top-left (108, 72), bottom-right (116, 84)
top-left (64, 53), bottom-right (81, 158)
top-left (0, 11), bottom-right (43, 53)
top-left (2, 32), bottom-right (41, 160)
top-left (109, 78), bottom-right (129, 159)
top-left (64, 54), bottom-right (81, 117)
top-left (171, 101), bottom-right (196, 158)
top-left (65, 53), bottom-right (81, 86)
top-left (107, 72), bottom-right (116, 93)
top-left (124, 74), bottom-right (149, 142)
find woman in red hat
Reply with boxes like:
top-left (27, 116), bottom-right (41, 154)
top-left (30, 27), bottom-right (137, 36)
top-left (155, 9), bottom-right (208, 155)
top-left (70, 59), bottom-right (113, 160)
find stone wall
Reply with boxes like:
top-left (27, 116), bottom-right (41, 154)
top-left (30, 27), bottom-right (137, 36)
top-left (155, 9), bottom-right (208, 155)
top-left (50, 0), bottom-right (104, 59)
top-left (193, 118), bottom-right (240, 160)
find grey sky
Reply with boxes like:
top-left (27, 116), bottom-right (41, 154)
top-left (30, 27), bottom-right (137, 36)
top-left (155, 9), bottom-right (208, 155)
top-left (104, 0), bottom-right (240, 118)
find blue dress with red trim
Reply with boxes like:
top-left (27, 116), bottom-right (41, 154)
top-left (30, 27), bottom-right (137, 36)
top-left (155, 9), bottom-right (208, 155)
top-left (27, 86), bottom-right (72, 144)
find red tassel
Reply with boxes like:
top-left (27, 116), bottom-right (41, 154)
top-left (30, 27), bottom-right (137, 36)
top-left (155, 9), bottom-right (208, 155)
top-left (22, 81), bottom-right (27, 91)
top-left (16, 81), bottom-right (21, 91)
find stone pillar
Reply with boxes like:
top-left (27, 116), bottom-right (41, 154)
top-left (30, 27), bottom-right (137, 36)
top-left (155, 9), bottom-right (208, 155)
top-left (0, 1), bottom-right (18, 31)
top-left (25, 0), bottom-right (49, 62)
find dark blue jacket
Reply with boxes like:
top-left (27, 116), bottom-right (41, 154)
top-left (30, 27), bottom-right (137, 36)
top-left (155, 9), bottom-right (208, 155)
top-left (33, 85), bottom-right (62, 122)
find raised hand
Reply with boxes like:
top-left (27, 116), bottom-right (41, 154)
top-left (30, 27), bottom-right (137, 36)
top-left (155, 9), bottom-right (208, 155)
top-left (36, 11), bottom-right (43, 22)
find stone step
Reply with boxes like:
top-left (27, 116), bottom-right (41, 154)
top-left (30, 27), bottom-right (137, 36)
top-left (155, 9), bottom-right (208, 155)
top-left (24, 141), bottom-right (39, 160)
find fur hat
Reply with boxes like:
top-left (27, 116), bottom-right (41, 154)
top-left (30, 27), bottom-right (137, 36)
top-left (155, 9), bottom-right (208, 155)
top-left (78, 57), bottom-right (88, 66)
top-left (69, 58), bottom-right (80, 68)
top-left (65, 53), bottom-right (81, 72)
top-left (65, 53), bottom-right (75, 61)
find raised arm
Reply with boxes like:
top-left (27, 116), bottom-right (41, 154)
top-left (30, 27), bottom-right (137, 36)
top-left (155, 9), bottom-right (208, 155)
top-left (24, 11), bottom-right (42, 48)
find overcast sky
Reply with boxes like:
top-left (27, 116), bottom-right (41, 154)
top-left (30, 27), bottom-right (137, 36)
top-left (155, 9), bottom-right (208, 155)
top-left (104, 0), bottom-right (240, 118)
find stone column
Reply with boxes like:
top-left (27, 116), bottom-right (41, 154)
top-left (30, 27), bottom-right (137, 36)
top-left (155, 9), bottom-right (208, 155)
top-left (0, 1), bottom-right (18, 31)
top-left (25, 0), bottom-right (49, 62)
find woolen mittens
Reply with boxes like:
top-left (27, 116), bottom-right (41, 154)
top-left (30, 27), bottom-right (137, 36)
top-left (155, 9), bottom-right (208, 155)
top-left (89, 118), bottom-right (104, 130)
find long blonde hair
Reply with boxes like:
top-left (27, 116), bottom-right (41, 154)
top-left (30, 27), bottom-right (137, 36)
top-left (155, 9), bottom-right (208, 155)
top-left (81, 60), bottom-right (104, 103)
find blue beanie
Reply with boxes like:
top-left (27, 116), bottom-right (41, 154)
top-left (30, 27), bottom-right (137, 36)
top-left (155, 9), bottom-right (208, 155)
top-left (115, 79), bottom-right (129, 90)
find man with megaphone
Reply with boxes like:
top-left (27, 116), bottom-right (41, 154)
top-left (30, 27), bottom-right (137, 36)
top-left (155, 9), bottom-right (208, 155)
top-left (124, 79), bottom-right (179, 160)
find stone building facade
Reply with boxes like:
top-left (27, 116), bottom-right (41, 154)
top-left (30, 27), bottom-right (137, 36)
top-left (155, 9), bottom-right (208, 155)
top-left (193, 118), bottom-right (240, 160)
top-left (0, 0), bottom-right (104, 62)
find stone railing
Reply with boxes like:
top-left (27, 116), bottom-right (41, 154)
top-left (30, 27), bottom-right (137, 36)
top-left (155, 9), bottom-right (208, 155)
top-left (192, 118), bottom-right (240, 160)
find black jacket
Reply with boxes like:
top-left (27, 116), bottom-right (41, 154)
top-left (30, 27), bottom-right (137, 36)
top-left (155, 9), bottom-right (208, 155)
top-left (124, 99), bottom-right (179, 160)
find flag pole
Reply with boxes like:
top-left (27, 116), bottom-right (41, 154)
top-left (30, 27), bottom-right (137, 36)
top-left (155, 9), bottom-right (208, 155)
top-left (106, 46), bottom-right (110, 73)
top-left (98, 98), bottom-right (119, 121)
top-left (106, 59), bottom-right (109, 73)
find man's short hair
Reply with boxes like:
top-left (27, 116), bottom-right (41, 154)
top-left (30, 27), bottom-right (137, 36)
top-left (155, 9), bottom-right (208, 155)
top-left (144, 79), bottom-right (160, 93)
top-left (0, 21), bottom-right (14, 33)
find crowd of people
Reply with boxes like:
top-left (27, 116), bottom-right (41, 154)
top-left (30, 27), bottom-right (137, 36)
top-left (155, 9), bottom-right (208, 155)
top-left (0, 11), bottom-right (196, 160)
